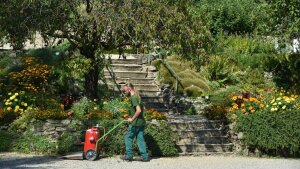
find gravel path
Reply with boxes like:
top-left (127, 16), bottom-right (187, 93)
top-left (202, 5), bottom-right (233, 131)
top-left (0, 152), bottom-right (299, 169)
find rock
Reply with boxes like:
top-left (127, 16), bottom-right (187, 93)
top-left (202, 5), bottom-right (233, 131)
top-left (56, 127), bottom-right (66, 132)
top-left (237, 132), bottom-right (244, 140)
top-left (46, 119), bottom-right (60, 124)
top-left (61, 119), bottom-right (71, 125)
top-left (0, 126), bottom-right (8, 131)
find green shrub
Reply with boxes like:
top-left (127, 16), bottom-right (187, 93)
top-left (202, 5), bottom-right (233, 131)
top-left (191, 0), bottom-right (268, 35)
top-left (236, 110), bottom-right (300, 156)
top-left (11, 131), bottom-right (57, 155)
top-left (201, 55), bottom-right (239, 86)
top-left (183, 86), bottom-right (203, 97)
top-left (0, 131), bottom-right (13, 152)
top-left (71, 97), bottom-right (96, 118)
top-left (145, 121), bottom-right (178, 157)
top-left (263, 53), bottom-right (300, 93)
top-left (57, 131), bottom-right (82, 154)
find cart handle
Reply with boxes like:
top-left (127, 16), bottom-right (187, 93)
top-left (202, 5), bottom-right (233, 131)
top-left (96, 120), bottom-right (127, 150)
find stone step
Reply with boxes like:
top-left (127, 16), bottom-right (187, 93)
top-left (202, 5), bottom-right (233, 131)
top-left (177, 144), bottom-right (233, 153)
top-left (110, 89), bottom-right (161, 97)
top-left (104, 70), bottom-right (148, 78)
top-left (105, 77), bottom-right (156, 85)
top-left (141, 96), bottom-right (165, 103)
top-left (143, 102), bottom-right (166, 109)
top-left (107, 83), bottom-right (159, 91)
top-left (110, 58), bottom-right (140, 64)
top-left (168, 121), bottom-right (226, 131)
top-left (177, 136), bottom-right (230, 145)
top-left (108, 64), bottom-right (143, 71)
top-left (175, 129), bottom-right (226, 138)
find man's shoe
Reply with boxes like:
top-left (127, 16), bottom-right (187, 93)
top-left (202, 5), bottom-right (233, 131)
top-left (141, 158), bottom-right (150, 162)
top-left (120, 155), bottom-right (133, 161)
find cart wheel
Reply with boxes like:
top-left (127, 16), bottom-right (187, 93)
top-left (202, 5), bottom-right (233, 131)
top-left (85, 149), bottom-right (97, 161)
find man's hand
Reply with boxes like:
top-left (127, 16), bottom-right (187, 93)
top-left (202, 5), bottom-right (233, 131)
top-left (127, 117), bottom-right (133, 123)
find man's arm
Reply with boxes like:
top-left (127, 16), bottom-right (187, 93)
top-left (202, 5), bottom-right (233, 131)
top-left (128, 105), bottom-right (141, 123)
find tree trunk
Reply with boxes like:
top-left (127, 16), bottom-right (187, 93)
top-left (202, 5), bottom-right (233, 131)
top-left (82, 49), bottom-right (99, 100)
top-left (84, 64), bottom-right (99, 99)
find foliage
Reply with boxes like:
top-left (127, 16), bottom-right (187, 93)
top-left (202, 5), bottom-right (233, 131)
top-left (8, 57), bottom-right (52, 92)
top-left (191, 0), bottom-right (268, 35)
top-left (11, 131), bottom-right (57, 155)
top-left (228, 90), bottom-right (300, 156)
top-left (145, 121), bottom-right (178, 157)
top-left (0, 108), bottom-right (18, 125)
top-left (102, 97), bottom-right (130, 119)
top-left (71, 97), bottom-right (99, 119)
top-left (236, 110), bottom-right (300, 156)
top-left (263, 53), bottom-right (300, 93)
top-left (158, 56), bottom-right (211, 96)
top-left (201, 55), bottom-right (239, 86)
top-left (204, 102), bottom-right (228, 120)
top-left (57, 131), bottom-right (82, 154)
top-left (2, 92), bottom-right (30, 115)
top-left (183, 86), bottom-right (203, 97)
top-left (0, 0), bottom-right (211, 99)
top-left (266, 0), bottom-right (300, 39)
top-left (0, 131), bottom-right (13, 152)
top-left (144, 109), bottom-right (167, 121)
top-left (212, 34), bottom-right (275, 69)
top-left (29, 108), bottom-right (68, 120)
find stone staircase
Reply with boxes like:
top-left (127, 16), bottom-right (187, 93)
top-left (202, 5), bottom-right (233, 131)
top-left (105, 54), bottom-right (233, 155)
top-left (168, 115), bottom-right (233, 155)
top-left (104, 54), bottom-right (168, 112)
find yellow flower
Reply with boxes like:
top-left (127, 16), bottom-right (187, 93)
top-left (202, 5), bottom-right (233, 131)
top-left (8, 92), bottom-right (12, 95)
top-left (278, 102), bottom-right (282, 105)
top-left (282, 105), bottom-right (286, 110)
top-left (276, 97), bottom-right (281, 101)
top-left (271, 99), bottom-right (275, 103)
top-left (7, 107), bottom-right (12, 111)
top-left (14, 93), bottom-right (19, 96)
top-left (250, 109), bottom-right (255, 113)
top-left (249, 106), bottom-right (253, 110)
top-left (14, 99), bottom-right (18, 102)
top-left (231, 96), bottom-right (237, 101)
top-left (24, 103), bottom-right (28, 107)
top-left (241, 103), bottom-right (245, 107)
top-left (259, 104), bottom-right (264, 108)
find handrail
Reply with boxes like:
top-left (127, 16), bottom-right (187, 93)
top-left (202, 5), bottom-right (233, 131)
top-left (152, 48), bottom-right (184, 94)
top-left (159, 59), bottom-right (184, 94)
top-left (106, 55), bottom-right (123, 96)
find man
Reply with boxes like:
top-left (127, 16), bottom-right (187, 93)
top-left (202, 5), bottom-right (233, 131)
top-left (121, 83), bottom-right (149, 162)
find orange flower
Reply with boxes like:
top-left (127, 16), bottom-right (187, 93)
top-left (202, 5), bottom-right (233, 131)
top-left (242, 109), bottom-right (246, 113)
top-left (249, 106), bottom-right (253, 110)
top-left (119, 108), bottom-right (126, 113)
top-left (250, 109), bottom-right (255, 113)
top-left (243, 98), bottom-right (249, 102)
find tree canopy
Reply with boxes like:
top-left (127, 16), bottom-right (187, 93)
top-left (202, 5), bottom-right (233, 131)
top-left (0, 0), bottom-right (211, 99)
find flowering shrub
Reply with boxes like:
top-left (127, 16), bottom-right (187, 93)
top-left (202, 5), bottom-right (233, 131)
top-left (144, 108), bottom-right (167, 121)
top-left (8, 57), bottom-right (52, 92)
top-left (30, 108), bottom-right (68, 120)
top-left (228, 90), bottom-right (299, 116)
top-left (102, 97), bottom-right (130, 119)
top-left (3, 92), bottom-right (30, 114)
top-left (228, 90), bottom-right (300, 156)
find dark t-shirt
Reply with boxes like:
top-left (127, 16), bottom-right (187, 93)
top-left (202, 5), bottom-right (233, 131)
top-left (129, 95), bottom-right (146, 126)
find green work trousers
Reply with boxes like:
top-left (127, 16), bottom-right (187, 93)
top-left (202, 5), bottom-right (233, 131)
top-left (125, 125), bottom-right (149, 160)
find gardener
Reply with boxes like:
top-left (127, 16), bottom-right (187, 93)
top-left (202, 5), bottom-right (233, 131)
top-left (121, 83), bottom-right (149, 162)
